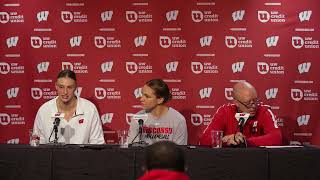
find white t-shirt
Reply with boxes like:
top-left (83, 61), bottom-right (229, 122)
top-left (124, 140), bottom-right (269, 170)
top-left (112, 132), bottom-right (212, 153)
top-left (33, 97), bottom-right (105, 144)
top-left (127, 107), bottom-right (188, 145)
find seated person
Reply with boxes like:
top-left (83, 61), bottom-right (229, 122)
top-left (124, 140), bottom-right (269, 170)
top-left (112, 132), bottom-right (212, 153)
top-left (138, 141), bottom-right (189, 180)
top-left (33, 70), bottom-right (105, 144)
top-left (200, 81), bottom-right (282, 147)
top-left (127, 79), bottom-right (188, 145)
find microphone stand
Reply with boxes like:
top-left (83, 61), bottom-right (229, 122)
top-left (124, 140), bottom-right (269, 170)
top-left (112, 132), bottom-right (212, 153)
top-left (129, 119), bottom-right (148, 147)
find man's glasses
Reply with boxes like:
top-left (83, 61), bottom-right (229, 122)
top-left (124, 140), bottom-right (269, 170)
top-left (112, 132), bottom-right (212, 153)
top-left (234, 98), bottom-right (260, 109)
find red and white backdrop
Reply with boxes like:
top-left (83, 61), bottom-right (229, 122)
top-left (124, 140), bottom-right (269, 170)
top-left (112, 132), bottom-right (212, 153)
top-left (0, 0), bottom-right (319, 145)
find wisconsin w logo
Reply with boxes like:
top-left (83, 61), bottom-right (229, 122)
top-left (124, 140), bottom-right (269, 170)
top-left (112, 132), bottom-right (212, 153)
top-left (70, 36), bottom-right (82, 47)
top-left (101, 61), bottom-right (113, 73)
top-left (166, 10), bottom-right (179, 21)
top-left (101, 113), bottom-right (114, 124)
top-left (232, 10), bottom-right (245, 21)
top-left (299, 10), bottom-right (312, 22)
top-left (134, 87), bottom-right (143, 98)
top-left (200, 36), bottom-right (212, 47)
top-left (232, 62), bottom-right (244, 73)
top-left (37, 62), bottom-right (50, 73)
top-left (6, 36), bottom-right (19, 48)
top-left (166, 61), bottom-right (179, 72)
top-left (7, 87), bottom-right (19, 99)
top-left (298, 62), bottom-right (311, 74)
top-left (101, 10), bottom-right (113, 22)
top-left (37, 11), bottom-right (49, 22)
top-left (199, 87), bottom-right (212, 99)
top-left (134, 36), bottom-right (147, 47)
top-left (266, 36), bottom-right (279, 47)
top-left (7, 138), bottom-right (19, 144)
top-left (265, 88), bottom-right (278, 99)
top-left (297, 115), bottom-right (310, 126)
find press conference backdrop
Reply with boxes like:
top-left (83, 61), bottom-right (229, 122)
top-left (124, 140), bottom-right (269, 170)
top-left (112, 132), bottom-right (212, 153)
top-left (0, 0), bottom-right (319, 145)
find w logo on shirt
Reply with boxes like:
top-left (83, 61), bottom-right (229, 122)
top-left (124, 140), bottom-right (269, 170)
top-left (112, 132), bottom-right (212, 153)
top-left (101, 10), bottom-right (113, 22)
top-left (126, 11), bottom-right (138, 23)
top-left (134, 87), bottom-right (142, 98)
top-left (159, 36), bottom-right (171, 48)
top-left (257, 62), bottom-right (269, 74)
top-left (258, 11), bottom-right (270, 23)
top-left (166, 61), bottom-right (179, 72)
top-left (191, 62), bottom-right (203, 74)
top-left (7, 87), bottom-right (19, 99)
top-left (199, 87), bottom-right (212, 99)
top-left (292, 36), bottom-right (304, 49)
top-left (61, 11), bottom-right (73, 23)
top-left (37, 62), bottom-right (50, 73)
top-left (265, 88), bottom-right (278, 99)
top-left (101, 113), bottom-right (114, 124)
top-left (232, 10), bottom-right (245, 21)
top-left (298, 62), bottom-right (311, 74)
top-left (134, 36), bottom-right (147, 47)
top-left (297, 115), bottom-right (310, 126)
top-left (299, 10), bottom-right (312, 22)
top-left (95, 87), bottom-right (106, 100)
top-left (291, 89), bottom-right (303, 101)
top-left (200, 36), bottom-right (212, 47)
top-left (101, 61), bottom-right (113, 73)
top-left (191, 11), bottom-right (203, 22)
top-left (266, 36), bottom-right (279, 47)
top-left (70, 36), bottom-right (82, 47)
top-left (225, 36), bottom-right (237, 48)
top-left (232, 62), bottom-right (244, 73)
top-left (126, 62), bottom-right (138, 74)
top-left (166, 10), bottom-right (179, 22)
top-left (6, 36), bottom-right (19, 48)
top-left (37, 11), bottom-right (49, 22)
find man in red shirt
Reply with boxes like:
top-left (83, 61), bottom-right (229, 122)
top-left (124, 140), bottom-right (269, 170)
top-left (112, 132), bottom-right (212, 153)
top-left (200, 82), bottom-right (282, 147)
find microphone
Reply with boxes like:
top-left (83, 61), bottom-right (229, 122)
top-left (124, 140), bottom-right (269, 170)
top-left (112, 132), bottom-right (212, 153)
top-left (138, 119), bottom-right (144, 142)
top-left (129, 114), bottom-right (148, 147)
top-left (53, 118), bottom-right (60, 143)
top-left (235, 113), bottom-right (250, 133)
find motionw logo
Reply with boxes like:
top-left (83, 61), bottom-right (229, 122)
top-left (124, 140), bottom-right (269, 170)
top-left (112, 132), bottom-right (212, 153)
top-left (297, 115), bottom-right (310, 126)
top-left (292, 36), bottom-right (304, 49)
top-left (94, 36), bottom-right (106, 48)
top-left (258, 11), bottom-right (270, 23)
top-left (0, 12), bottom-right (9, 23)
top-left (134, 88), bottom-right (143, 98)
top-left (225, 88), bottom-right (233, 100)
top-left (265, 88), bottom-right (278, 99)
top-left (200, 36), bottom-right (212, 47)
top-left (101, 10), bottom-right (113, 22)
top-left (191, 114), bottom-right (203, 126)
top-left (298, 62), bottom-right (311, 74)
top-left (266, 36), bottom-right (279, 47)
top-left (134, 36), bottom-right (147, 47)
top-left (166, 61), bottom-right (179, 72)
top-left (7, 138), bottom-right (19, 144)
top-left (225, 36), bottom-right (237, 48)
top-left (191, 11), bottom-right (203, 22)
top-left (166, 10), bottom-right (179, 21)
top-left (37, 62), bottom-right (50, 73)
top-left (70, 36), bottom-right (82, 47)
top-left (126, 11), bottom-right (138, 23)
top-left (291, 89), bottom-right (303, 101)
top-left (101, 61), bottom-right (113, 73)
top-left (37, 11), bottom-right (49, 22)
top-left (61, 11), bottom-right (73, 23)
top-left (126, 62), bottom-right (138, 74)
top-left (232, 62), bottom-right (244, 73)
top-left (101, 113), bottom-right (114, 124)
top-left (159, 36), bottom-right (171, 48)
top-left (95, 87), bottom-right (106, 100)
top-left (0, 62), bottom-right (10, 74)
top-left (0, 113), bottom-right (10, 125)
top-left (257, 62), bottom-right (269, 74)
top-left (30, 36), bottom-right (42, 48)
top-left (31, 88), bottom-right (43, 100)
top-left (232, 10), bottom-right (245, 21)
top-left (191, 62), bottom-right (203, 74)
top-left (7, 87), bottom-right (19, 99)
top-left (199, 87), bottom-right (212, 99)
top-left (299, 10), bottom-right (312, 22)
top-left (6, 36), bottom-right (19, 48)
